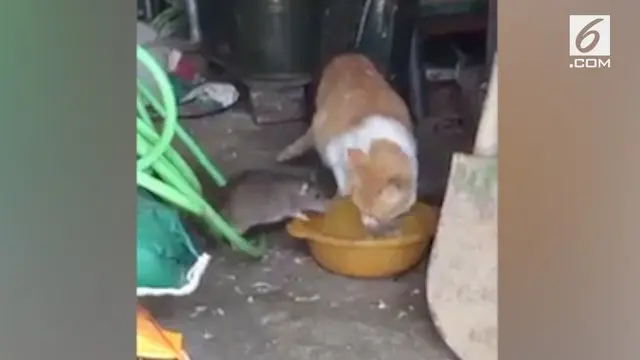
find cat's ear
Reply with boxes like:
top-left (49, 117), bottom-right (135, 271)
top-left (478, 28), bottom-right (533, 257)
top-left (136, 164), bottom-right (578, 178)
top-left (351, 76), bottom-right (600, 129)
top-left (347, 148), bottom-right (368, 168)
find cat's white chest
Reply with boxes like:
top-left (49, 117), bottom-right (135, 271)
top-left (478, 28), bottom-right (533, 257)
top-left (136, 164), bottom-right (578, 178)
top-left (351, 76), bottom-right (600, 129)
top-left (321, 115), bottom-right (417, 196)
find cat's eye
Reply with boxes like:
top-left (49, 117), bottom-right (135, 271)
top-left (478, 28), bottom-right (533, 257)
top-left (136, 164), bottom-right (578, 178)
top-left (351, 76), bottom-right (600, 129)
top-left (388, 178), bottom-right (404, 189)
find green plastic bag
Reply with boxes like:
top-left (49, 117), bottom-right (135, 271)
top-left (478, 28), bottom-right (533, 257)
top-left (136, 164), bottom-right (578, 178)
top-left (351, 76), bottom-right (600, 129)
top-left (136, 188), bottom-right (210, 296)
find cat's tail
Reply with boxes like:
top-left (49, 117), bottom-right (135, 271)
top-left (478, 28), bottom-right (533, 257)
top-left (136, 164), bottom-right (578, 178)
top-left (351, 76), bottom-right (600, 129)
top-left (276, 129), bottom-right (315, 162)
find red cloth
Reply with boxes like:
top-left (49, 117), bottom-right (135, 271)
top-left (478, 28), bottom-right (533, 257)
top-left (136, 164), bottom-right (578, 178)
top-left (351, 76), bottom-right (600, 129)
top-left (168, 50), bottom-right (198, 83)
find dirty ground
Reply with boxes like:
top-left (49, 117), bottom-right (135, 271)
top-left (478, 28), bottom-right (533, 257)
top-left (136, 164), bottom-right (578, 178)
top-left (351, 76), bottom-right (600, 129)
top-left (140, 99), bottom-right (471, 360)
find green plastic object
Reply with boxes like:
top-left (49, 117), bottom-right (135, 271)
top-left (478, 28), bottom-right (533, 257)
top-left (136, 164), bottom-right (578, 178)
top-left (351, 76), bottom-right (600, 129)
top-left (136, 189), bottom-right (210, 296)
top-left (136, 45), bottom-right (266, 258)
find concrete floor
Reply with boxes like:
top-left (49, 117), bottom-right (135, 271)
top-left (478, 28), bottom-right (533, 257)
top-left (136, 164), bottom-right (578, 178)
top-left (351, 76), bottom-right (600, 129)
top-left (140, 102), bottom-right (471, 360)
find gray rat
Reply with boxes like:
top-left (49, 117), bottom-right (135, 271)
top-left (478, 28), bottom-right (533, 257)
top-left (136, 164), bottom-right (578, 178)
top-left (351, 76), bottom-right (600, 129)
top-left (217, 169), bottom-right (329, 234)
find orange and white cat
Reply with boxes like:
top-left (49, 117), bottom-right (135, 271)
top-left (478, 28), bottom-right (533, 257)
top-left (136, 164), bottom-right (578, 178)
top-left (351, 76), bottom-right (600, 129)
top-left (277, 53), bottom-right (418, 230)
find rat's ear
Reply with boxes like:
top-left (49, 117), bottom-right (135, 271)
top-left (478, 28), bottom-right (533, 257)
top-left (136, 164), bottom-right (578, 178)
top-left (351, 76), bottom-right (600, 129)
top-left (298, 182), bottom-right (309, 195)
top-left (347, 149), bottom-right (368, 168)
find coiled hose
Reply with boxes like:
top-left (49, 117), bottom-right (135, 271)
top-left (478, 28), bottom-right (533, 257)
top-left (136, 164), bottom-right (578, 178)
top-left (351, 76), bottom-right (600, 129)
top-left (136, 45), bottom-right (266, 257)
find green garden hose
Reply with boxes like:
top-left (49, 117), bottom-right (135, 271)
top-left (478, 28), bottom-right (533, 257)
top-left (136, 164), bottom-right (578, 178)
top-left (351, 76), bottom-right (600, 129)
top-left (136, 46), bottom-right (266, 257)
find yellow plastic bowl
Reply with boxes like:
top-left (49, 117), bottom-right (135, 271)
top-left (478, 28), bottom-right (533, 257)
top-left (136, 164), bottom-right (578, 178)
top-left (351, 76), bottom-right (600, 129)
top-left (287, 198), bottom-right (439, 278)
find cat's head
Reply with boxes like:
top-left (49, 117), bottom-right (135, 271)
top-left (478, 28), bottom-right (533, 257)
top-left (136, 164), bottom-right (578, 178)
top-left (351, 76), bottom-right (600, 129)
top-left (346, 143), bottom-right (417, 231)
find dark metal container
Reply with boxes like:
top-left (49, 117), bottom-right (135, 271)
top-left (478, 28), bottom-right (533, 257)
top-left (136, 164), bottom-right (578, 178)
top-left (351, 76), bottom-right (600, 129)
top-left (229, 0), bottom-right (323, 81)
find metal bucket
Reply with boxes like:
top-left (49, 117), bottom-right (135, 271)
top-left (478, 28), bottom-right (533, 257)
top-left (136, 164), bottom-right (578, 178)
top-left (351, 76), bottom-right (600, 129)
top-left (230, 0), bottom-right (323, 81)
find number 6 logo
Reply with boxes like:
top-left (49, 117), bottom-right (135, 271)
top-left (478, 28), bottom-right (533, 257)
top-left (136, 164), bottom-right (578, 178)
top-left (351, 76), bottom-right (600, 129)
top-left (576, 18), bottom-right (604, 53)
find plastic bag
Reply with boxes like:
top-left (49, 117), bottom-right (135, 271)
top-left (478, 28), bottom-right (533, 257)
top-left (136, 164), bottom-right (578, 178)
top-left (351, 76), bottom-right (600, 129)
top-left (137, 189), bottom-right (210, 296)
top-left (137, 305), bottom-right (190, 360)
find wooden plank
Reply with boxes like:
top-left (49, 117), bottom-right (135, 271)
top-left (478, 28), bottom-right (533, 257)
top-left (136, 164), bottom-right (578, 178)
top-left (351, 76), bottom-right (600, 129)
top-left (427, 153), bottom-right (497, 360)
